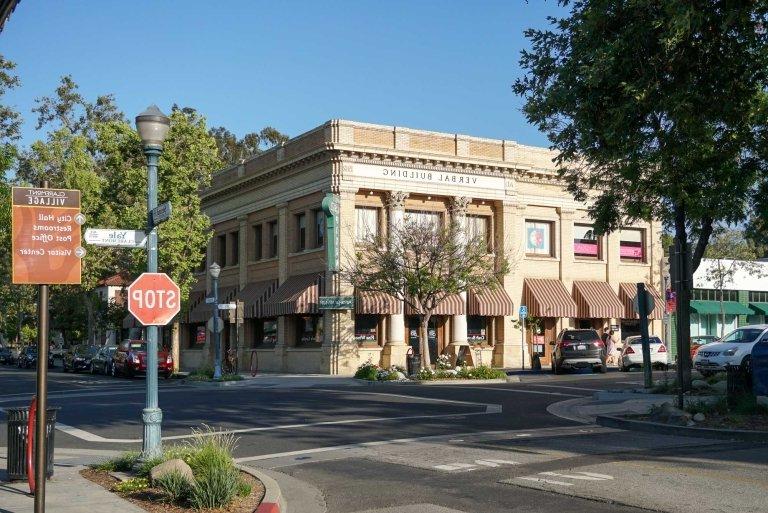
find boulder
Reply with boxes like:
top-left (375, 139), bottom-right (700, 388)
top-left (149, 458), bottom-right (195, 487)
top-left (711, 380), bottom-right (728, 393)
top-left (693, 412), bottom-right (706, 422)
top-left (691, 379), bottom-right (710, 389)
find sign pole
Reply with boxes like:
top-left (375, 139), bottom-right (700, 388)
top-left (212, 271), bottom-right (222, 380)
top-left (33, 181), bottom-right (49, 513)
top-left (637, 283), bottom-right (653, 389)
top-left (521, 316), bottom-right (526, 370)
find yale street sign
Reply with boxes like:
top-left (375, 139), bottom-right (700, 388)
top-left (84, 228), bottom-right (147, 248)
top-left (319, 295), bottom-right (354, 310)
top-left (127, 273), bottom-right (181, 326)
top-left (11, 186), bottom-right (83, 285)
top-left (149, 201), bottom-right (172, 228)
top-left (218, 303), bottom-right (236, 310)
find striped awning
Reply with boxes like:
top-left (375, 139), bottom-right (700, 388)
top-left (262, 273), bottom-right (325, 317)
top-left (522, 278), bottom-right (578, 318)
top-left (404, 293), bottom-right (465, 315)
top-left (572, 281), bottom-right (625, 319)
top-left (239, 279), bottom-right (279, 318)
top-left (618, 283), bottom-right (665, 319)
top-left (468, 286), bottom-right (514, 316)
top-left (187, 286), bottom-right (237, 323)
top-left (356, 291), bottom-right (402, 314)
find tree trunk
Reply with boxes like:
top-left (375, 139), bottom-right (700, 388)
top-left (674, 205), bottom-right (693, 393)
top-left (84, 291), bottom-right (96, 345)
top-left (420, 313), bottom-right (432, 369)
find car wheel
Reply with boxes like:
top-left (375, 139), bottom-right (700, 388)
top-left (90, 363), bottom-right (96, 374)
top-left (620, 365), bottom-right (629, 372)
top-left (741, 356), bottom-right (752, 376)
top-left (600, 363), bottom-right (608, 373)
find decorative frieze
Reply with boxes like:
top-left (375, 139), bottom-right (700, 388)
top-left (386, 191), bottom-right (409, 210)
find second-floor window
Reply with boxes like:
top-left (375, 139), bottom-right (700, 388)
top-left (217, 234), bottom-right (227, 266)
top-left (619, 228), bottom-right (644, 261)
top-left (230, 232), bottom-right (239, 266)
top-left (269, 221), bottom-right (278, 258)
top-left (296, 213), bottom-right (307, 251)
top-left (315, 210), bottom-right (325, 248)
top-left (466, 215), bottom-right (490, 251)
top-left (356, 207), bottom-right (379, 242)
top-left (253, 224), bottom-right (262, 260)
top-left (525, 220), bottom-right (553, 256)
top-left (574, 224), bottom-right (599, 258)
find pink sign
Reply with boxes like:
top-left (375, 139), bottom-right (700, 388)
top-left (620, 245), bottom-right (643, 258)
top-left (574, 242), bottom-right (598, 256)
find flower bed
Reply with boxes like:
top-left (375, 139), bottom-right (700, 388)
top-left (354, 357), bottom-right (506, 382)
top-left (82, 426), bottom-right (264, 512)
top-left (187, 365), bottom-right (244, 382)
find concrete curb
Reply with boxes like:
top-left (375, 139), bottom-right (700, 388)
top-left (180, 379), bottom-right (248, 388)
top-left (360, 377), bottom-right (514, 386)
top-left (237, 464), bottom-right (284, 513)
top-left (595, 414), bottom-right (768, 441)
top-left (593, 390), bottom-right (722, 405)
top-left (545, 397), bottom-right (595, 424)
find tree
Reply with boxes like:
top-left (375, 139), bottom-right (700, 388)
top-left (344, 219), bottom-right (507, 368)
top-left (703, 228), bottom-right (764, 338)
top-left (209, 125), bottom-right (289, 166)
top-left (514, 1), bottom-right (768, 387)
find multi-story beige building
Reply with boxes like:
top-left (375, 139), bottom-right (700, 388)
top-left (179, 120), bottom-right (665, 375)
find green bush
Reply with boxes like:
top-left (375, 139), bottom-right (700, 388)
top-left (189, 465), bottom-right (240, 509)
top-left (466, 365), bottom-right (506, 380)
top-left (189, 365), bottom-right (215, 380)
top-left (236, 479), bottom-right (252, 497)
top-left (136, 456), bottom-right (164, 478)
top-left (221, 373), bottom-right (244, 381)
top-left (114, 477), bottom-right (149, 493)
top-left (155, 470), bottom-right (192, 503)
top-left (416, 367), bottom-right (435, 380)
top-left (90, 451), bottom-right (140, 472)
top-left (354, 362), bottom-right (379, 380)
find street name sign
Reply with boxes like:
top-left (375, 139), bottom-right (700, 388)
top-left (318, 295), bottom-right (354, 310)
top-left (205, 297), bottom-right (216, 304)
top-left (11, 186), bottom-right (83, 284)
top-left (218, 303), bottom-right (237, 310)
top-left (519, 305), bottom-right (528, 319)
top-left (127, 272), bottom-right (181, 326)
top-left (150, 201), bottom-right (172, 227)
top-left (84, 228), bottom-right (147, 248)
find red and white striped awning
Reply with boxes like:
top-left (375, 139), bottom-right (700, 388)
top-left (467, 286), bottom-right (514, 316)
top-left (356, 291), bottom-right (402, 315)
top-left (262, 273), bottom-right (325, 317)
top-left (572, 281), bottom-right (624, 319)
top-left (522, 278), bottom-right (578, 318)
top-left (239, 279), bottom-right (279, 318)
top-left (404, 293), bottom-right (465, 316)
top-left (618, 283), bottom-right (665, 319)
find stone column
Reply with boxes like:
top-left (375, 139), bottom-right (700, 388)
top-left (381, 191), bottom-right (409, 368)
top-left (446, 196), bottom-right (471, 365)
top-left (275, 203), bottom-right (289, 371)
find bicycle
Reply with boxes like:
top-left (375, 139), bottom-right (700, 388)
top-left (224, 347), bottom-right (238, 375)
top-left (250, 350), bottom-right (259, 377)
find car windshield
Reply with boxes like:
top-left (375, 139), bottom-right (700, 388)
top-left (562, 330), bottom-right (598, 341)
top-left (720, 328), bottom-right (764, 343)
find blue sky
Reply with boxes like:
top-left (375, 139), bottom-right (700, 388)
top-left (0, 0), bottom-right (563, 149)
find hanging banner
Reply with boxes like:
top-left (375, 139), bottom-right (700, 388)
top-left (11, 187), bottom-right (83, 285)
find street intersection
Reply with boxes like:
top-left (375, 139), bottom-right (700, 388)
top-left (1, 367), bottom-right (766, 513)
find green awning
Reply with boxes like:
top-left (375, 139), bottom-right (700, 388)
top-left (749, 302), bottom-right (768, 315)
top-left (689, 300), bottom-right (753, 315)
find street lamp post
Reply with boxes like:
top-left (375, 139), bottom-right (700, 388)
top-left (209, 263), bottom-right (222, 380)
top-left (135, 105), bottom-right (170, 459)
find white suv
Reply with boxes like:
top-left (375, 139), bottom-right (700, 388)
top-left (692, 325), bottom-right (768, 376)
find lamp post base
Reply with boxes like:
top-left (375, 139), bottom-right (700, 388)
top-left (141, 407), bottom-right (163, 459)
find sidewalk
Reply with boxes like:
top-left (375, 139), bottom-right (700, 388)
top-left (547, 390), bottom-right (685, 424)
top-left (0, 450), bottom-right (142, 513)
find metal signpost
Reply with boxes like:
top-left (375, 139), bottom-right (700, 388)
top-left (634, 283), bottom-right (654, 389)
top-left (11, 184), bottom-right (84, 513)
top-left (84, 228), bottom-right (147, 248)
top-left (209, 263), bottom-right (223, 380)
top-left (519, 305), bottom-right (528, 370)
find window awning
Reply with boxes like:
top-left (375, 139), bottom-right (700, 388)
top-left (404, 294), bottom-right (465, 316)
top-left (182, 290), bottom-right (206, 324)
top-left (522, 278), bottom-right (578, 318)
top-left (238, 279), bottom-right (279, 319)
top-left (618, 283), bottom-right (665, 319)
top-left (356, 291), bottom-right (402, 315)
top-left (187, 286), bottom-right (237, 323)
top-left (262, 273), bottom-right (325, 317)
top-left (690, 300), bottom-right (753, 315)
top-left (468, 286), bottom-right (514, 316)
top-left (749, 302), bottom-right (768, 315)
top-left (572, 281), bottom-right (625, 319)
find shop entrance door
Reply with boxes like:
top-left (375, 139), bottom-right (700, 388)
top-left (527, 318), bottom-right (557, 367)
top-left (408, 316), bottom-right (444, 364)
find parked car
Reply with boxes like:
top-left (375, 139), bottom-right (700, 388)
top-left (691, 335), bottom-right (719, 358)
top-left (112, 340), bottom-right (173, 379)
top-left (693, 325), bottom-right (768, 377)
top-left (16, 346), bottom-right (54, 369)
top-left (550, 329), bottom-right (606, 374)
top-left (0, 347), bottom-right (14, 365)
top-left (619, 335), bottom-right (668, 371)
top-left (63, 344), bottom-right (99, 373)
top-left (90, 345), bottom-right (117, 375)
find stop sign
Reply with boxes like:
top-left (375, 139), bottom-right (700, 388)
top-left (127, 272), bottom-right (181, 326)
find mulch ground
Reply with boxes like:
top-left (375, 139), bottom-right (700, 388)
top-left (81, 468), bottom-right (265, 513)
top-left (634, 413), bottom-right (768, 431)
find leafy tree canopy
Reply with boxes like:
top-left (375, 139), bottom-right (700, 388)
top-left (209, 124), bottom-right (288, 166)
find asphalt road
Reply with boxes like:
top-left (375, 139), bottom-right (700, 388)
top-left (1, 365), bottom-right (765, 513)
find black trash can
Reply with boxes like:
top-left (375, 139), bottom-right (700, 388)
top-left (407, 354), bottom-right (421, 376)
top-left (5, 406), bottom-right (58, 481)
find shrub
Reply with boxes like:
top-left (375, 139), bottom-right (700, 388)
top-left (136, 456), bottom-right (164, 478)
top-left (416, 367), bottom-right (435, 380)
top-left (221, 373), bottom-right (244, 381)
top-left (155, 470), bottom-right (192, 503)
top-left (435, 354), bottom-right (452, 370)
top-left (188, 465), bottom-right (240, 509)
top-left (90, 451), bottom-right (140, 472)
top-left (236, 479), bottom-right (252, 497)
top-left (466, 365), bottom-right (506, 380)
top-left (189, 365), bottom-right (215, 380)
top-left (355, 361), bottom-right (379, 380)
top-left (114, 477), bottom-right (149, 493)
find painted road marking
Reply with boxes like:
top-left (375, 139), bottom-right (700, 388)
top-left (518, 477), bottom-right (574, 487)
top-left (517, 471), bottom-right (614, 487)
top-left (433, 459), bottom-right (519, 472)
top-left (439, 386), bottom-right (585, 398)
top-left (523, 384), bottom-right (604, 392)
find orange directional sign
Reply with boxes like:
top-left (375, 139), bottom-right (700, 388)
top-left (11, 187), bottom-right (83, 285)
top-left (127, 273), bottom-right (181, 326)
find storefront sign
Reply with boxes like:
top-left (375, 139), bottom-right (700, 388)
top-left (319, 295), bottom-right (354, 310)
top-left (666, 289), bottom-right (677, 313)
top-left (353, 163), bottom-right (506, 191)
top-left (11, 187), bottom-right (83, 284)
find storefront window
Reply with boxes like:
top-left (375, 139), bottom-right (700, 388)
top-left (573, 224), bottom-right (600, 258)
top-left (296, 315), bottom-right (322, 346)
top-left (525, 220), bottom-right (553, 256)
top-left (619, 228), bottom-right (644, 261)
top-left (355, 207), bottom-right (379, 242)
top-left (189, 324), bottom-right (205, 348)
top-left (354, 315), bottom-right (379, 345)
top-left (466, 215), bottom-right (490, 250)
top-left (252, 318), bottom-right (277, 347)
top-left (296, 213), bottom-right (306, 251)
top-left (467, 316), bottom-right (488, 344)
top-left (315, 210), bottom-right (325, 247)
